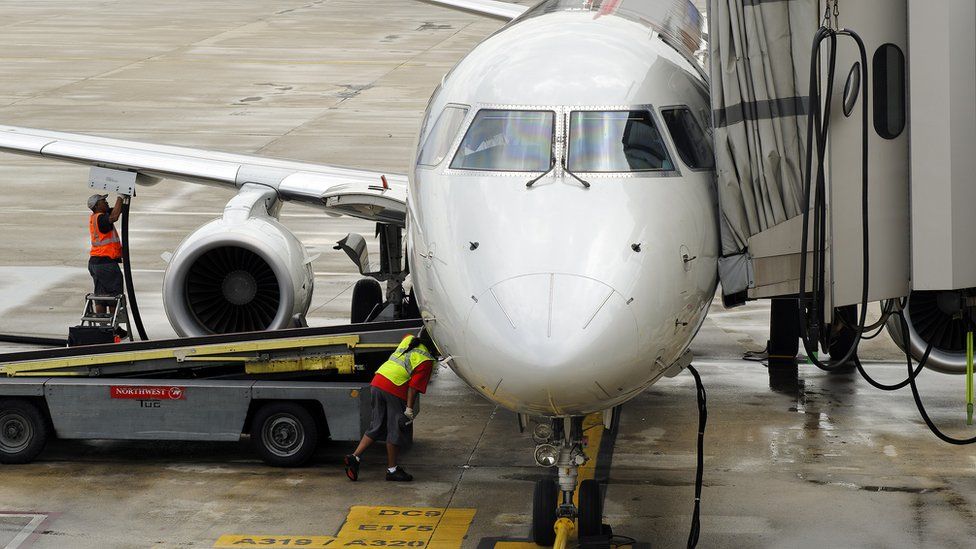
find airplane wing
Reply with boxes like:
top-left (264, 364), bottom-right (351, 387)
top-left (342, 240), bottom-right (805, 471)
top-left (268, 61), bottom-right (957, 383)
top-left (419, 0), bottom-right (529, 20)
top-left (0, 124), bottom-right (407, 226)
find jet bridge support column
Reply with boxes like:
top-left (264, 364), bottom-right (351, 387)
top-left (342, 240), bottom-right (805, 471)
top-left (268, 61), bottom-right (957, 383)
top-left (768, 298), bottom-right (800, 369)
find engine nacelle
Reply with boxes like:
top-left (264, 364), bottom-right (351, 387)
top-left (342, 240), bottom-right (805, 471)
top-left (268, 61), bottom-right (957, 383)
top-left (162, 185), bottom-right (314, 337)
top-left (886, 290), bottom-right (970, 374)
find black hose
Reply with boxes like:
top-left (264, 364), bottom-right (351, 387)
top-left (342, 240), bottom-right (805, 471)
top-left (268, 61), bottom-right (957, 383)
top-left (120, 200), bottom-right (149, 341)
top-left (907, 360), bottom-right (976, 445)
top-left (797, 27), bottom-right (871, 372)
top-left (686, 364), bottom-right (707, 549)
top-left (0, 334), bottom-right (68, 347)
top-left (854, 312), bottom-right (933, 391)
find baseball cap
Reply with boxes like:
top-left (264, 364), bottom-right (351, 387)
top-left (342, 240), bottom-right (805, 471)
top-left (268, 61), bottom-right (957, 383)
top-left (87, 193), bottom-right (108, 210)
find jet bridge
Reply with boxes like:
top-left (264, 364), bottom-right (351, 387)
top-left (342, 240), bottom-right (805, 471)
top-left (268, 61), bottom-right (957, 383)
top-left (708, 0), bottom-right (976, 372)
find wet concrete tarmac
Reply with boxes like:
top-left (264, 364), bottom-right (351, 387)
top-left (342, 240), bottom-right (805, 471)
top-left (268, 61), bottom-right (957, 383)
top-left (1, 1), bottom-right (974, 548)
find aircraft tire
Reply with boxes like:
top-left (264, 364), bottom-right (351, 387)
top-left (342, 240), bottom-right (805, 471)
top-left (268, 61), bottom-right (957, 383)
top-left (351, 278), bottom-right (383, 323)
top-left (531, 477), bottom-right (558, 546)
top-left (0, 399), bottom-right (49, 465)
top-left (577, 479), bottom-right (603, 538)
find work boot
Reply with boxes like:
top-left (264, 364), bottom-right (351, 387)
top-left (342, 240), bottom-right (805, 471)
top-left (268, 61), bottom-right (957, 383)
top-left (344, 454), bottom-right (360, 481)
top-left (385, 466), bottom-right (413, 482)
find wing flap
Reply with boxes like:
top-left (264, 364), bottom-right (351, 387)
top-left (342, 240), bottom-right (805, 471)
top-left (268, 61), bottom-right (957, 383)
top-left (420, 0), bottom-right (528, 20)
top-left (0, 124), bottom-right (407, 225)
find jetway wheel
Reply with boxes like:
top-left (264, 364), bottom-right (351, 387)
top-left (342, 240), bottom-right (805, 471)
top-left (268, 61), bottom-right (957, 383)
top-left (828, 305), bottom-right (858, 371)
top-left (577, 479), bottom-right (603, 538)
top-left (251, 402), bottom-right (319, 467)
top-left (351, 278), bottom-right (383, 324)
top-left (0, 399), bottom-right (49, 465)
top-left (531, 477), bottom-right (558, 546)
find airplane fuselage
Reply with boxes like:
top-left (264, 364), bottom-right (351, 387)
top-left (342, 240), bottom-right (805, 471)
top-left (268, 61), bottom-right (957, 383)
top-left (407, 7), bottom-right (719, 416)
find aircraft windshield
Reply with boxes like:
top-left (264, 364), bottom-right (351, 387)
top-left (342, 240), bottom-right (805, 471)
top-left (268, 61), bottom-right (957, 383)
top-left (418, 105), bottom-right (468, 167)
top-left (451, 110), bottom-right (555, 172)
top-left (661, 107), bottom-right (714, 170)
top-left (567, 111), bottom-right (674, 172)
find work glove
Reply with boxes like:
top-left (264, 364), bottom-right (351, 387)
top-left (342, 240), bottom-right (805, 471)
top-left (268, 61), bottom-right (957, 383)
top-left (404, 407), bottom-right (416, 420)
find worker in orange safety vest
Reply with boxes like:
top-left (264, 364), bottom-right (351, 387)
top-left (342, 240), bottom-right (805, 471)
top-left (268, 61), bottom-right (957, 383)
top-left (87, 193), bottom-right (126, 315)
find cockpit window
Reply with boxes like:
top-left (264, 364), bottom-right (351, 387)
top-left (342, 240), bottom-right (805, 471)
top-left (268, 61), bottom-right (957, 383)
top-left (661, 107), bottom-right (714, 169)
top-left (567, 111), bottom-right (674, 172)
top-left (418, 105), bottom-right (468, 167)
top-left (451, 110), bottom-right (555, 172)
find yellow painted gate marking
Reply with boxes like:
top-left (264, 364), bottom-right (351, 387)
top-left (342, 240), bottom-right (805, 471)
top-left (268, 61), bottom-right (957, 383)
top-left (215, 505), bottom-right (475, 549)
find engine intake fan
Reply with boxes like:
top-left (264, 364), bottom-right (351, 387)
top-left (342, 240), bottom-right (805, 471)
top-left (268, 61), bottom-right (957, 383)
top-left (186, 246), bottom-right (281, 334)
top-left (887, 290), bottom-right (972, 374)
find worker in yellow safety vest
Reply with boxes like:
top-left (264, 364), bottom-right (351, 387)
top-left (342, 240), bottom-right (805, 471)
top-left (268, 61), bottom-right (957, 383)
top-left (345, 329), bottom-right (437, 482)
top-left (86, 193), bottom-right (127, 315)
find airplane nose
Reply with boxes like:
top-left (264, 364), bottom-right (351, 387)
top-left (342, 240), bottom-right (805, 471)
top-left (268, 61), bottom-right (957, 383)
top-left (463, 273), bottom-right (639, 415)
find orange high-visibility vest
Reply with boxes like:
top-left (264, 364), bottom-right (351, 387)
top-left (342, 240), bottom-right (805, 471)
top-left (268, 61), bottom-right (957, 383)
top-left (89, 213), bottom-right (122, 260)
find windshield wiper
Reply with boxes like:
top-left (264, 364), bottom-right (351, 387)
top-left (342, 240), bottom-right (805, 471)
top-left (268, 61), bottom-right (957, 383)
top-left (526, 162), bottom-right (556, 187)
top-left (562, 162), bottom-right (591, 188)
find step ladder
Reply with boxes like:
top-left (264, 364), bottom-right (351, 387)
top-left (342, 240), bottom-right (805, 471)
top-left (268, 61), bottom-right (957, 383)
top-left (80, 294), bottom-right (132, 341)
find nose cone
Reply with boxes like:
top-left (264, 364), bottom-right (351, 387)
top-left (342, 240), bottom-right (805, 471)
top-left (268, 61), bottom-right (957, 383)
top-left (462, 273), bottom-right (639, 416)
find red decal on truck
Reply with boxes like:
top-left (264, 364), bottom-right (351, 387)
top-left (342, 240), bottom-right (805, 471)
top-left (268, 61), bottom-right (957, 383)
top-left (110, 386), bottom-right (186, 400)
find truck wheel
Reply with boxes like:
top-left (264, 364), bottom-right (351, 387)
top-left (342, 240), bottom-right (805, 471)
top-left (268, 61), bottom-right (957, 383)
top-left (351, 278), bottom-right (383, 323)
top-left (0, 399), bottom-right (49, 464)
top-left (251, 402), bottom-right (319, 467)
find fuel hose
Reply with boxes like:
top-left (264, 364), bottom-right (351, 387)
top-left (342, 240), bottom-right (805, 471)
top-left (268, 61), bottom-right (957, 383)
top-left (120, 199), bottom-right (149, 341)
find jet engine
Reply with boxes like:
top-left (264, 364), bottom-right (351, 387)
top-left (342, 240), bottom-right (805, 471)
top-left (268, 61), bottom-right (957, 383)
top-left (162, 185), bottom-right (314, 337)
top-left (886, 290), bottom-right (972, 374)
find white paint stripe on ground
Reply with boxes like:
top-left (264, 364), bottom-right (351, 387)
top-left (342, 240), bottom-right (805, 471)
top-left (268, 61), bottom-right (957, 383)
top-left (2, 513), bottom-right (46, 549)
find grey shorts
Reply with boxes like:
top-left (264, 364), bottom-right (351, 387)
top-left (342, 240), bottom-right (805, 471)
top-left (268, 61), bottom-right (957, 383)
top-left (88, 261), bottom-right (123, 296)
top-left (363, 386), bottom-right (408, 446)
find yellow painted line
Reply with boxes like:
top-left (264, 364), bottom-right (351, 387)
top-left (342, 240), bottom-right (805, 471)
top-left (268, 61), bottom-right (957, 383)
top-left (214, 535), bottom-right (336, 547)
top-left (216, 505), bottom-right (475, 549)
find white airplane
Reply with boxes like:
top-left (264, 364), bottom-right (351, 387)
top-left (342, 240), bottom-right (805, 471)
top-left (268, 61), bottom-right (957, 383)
top-left (0, 0), bottom-right (716, 542)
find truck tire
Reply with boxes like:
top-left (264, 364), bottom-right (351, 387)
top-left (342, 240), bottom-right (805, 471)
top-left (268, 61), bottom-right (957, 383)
top-left (351, 278), bottom-right (383, 323)
top-left (0, 399), bottom-right (49, 464)
top-left (251, 402), bottom-right (319, 467)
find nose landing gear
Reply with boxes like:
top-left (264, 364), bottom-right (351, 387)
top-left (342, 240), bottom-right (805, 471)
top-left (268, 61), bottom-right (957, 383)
top-left (531, 417), bottom-right (607, 547)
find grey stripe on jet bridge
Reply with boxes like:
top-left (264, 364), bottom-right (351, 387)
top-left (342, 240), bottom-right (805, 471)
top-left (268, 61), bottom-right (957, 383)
top-left (741, 0), bottom-right (796, 6)
top-left (712, 96), bottom-right (809, 128)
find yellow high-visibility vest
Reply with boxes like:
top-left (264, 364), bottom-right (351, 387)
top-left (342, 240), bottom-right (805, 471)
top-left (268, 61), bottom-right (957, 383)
top-left (376, 335), bottom-right (435, 386)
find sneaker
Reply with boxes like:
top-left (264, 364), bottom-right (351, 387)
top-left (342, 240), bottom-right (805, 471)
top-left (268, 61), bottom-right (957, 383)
top-left (386, 466), bottom-right (413, 482)
top-left (344, 454), bottom-right (360, 481)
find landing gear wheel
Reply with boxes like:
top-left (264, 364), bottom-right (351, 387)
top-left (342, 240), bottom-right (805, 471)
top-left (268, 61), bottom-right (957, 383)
top-left (577, 478), bottom-right (603, 538)
top-left (0, 399), bottom-right (49, 464)
top-left (351, 278), bottom-right (383, 323)
top-left (531, 477), bottom-right (558, 546)
top-left (251, 402), bottom-right (318, 467)
top-left (828, 305), bottom-right (858, 373)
